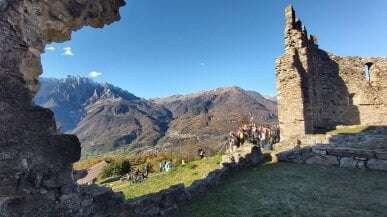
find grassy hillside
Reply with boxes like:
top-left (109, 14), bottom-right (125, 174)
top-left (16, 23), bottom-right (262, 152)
top-left (107, 155), bottom-right (222, 200)
top-left (179, 163), bottom-right (387, 217)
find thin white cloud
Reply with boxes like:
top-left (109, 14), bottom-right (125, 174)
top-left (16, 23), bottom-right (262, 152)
top-left (45, 46), bottom-right (56, 51)
top-left (200, 62), bottom-right (206, 67)
top-left (88, 71), bottom-right (103, 78)
top-left (62, 47), bottom-right (74, 56)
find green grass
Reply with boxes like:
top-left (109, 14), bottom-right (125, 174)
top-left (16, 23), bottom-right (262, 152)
top-left (179, 162), bottom-right (387, 217)
top-left (109, 155), bottom-right (222, 200)
top-left (328, 125), bottom-right (369, 135)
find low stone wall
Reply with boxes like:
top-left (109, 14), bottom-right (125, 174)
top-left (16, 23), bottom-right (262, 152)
top-left (118, 143), bottom-right (267, 217)
top-left (274, 145), bottom-right (387, 171)
top-left (79, 185), bottom-right (125, 217)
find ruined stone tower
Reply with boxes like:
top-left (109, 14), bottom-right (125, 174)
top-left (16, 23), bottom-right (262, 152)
top-left (276, 6), bottom-right (387, 140)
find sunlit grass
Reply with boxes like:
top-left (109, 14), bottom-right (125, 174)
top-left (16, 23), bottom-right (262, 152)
top-left (73, 156), bottom-right (106, 170)
top-left (328, 125), bottom-right (369, 135)
top-left (109, 155), bottom-right (222, 200)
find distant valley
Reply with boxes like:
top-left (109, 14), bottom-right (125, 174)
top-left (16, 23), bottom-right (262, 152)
top-left (35, 76), bottom-right (277, 156)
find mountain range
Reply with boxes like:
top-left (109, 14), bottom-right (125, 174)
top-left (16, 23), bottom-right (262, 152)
top-left (35, 76), bottom-right (277, 156)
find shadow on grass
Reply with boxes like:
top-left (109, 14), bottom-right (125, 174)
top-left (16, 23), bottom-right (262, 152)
top-left (178, 162), bottom-right (387, 217)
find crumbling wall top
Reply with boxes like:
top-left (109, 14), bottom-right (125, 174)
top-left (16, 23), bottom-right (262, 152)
top-left (284, 5), bottom-right (318, 54)
top-left (1, 0), bottom-right (125, 94)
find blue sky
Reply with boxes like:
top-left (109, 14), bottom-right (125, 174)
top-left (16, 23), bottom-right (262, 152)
top-left (42, 0), bottom-right (387, 99)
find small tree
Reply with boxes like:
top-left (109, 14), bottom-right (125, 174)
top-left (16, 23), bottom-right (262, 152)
top-left (100, 159), bottom-right (131, 179)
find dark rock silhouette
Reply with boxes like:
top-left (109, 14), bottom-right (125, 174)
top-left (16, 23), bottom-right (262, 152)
top-left (0, 0), bottom-right (126, 216)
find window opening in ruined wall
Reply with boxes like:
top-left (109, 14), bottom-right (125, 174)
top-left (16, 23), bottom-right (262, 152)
top-left (364, 63), bottom-right (373, 82)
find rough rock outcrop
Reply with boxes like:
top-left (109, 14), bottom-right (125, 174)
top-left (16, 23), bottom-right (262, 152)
top-left (0, 0), bottom-right (125, 216)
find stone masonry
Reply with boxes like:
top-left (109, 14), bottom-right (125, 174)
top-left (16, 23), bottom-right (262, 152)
top-left (276, 6), bottom-right (387, 140)
top-left (0, 0), bottom-right (125, 216)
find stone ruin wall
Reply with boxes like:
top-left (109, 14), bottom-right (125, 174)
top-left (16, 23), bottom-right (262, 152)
top-left (2, 2), bottom-right (385, 215)
top-left (276, 6), bottom-right (387, 140)
top-left (0, 1), bottom-right (270, 216)
top-left (0, 0), bottom-right (126, 216)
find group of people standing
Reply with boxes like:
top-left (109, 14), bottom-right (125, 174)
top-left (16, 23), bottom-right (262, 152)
top-left (159, 160), bottom-right (173, 172)
top-left (121, 164), bottom-right (149, 184)
top-left (228, 123), bottom-right (280, 151)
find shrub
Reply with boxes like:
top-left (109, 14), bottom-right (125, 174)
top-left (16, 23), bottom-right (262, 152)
top-left (100, 159), bottom-right (131, 179)
top-left (189, 164), bottom-right (198, 170)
